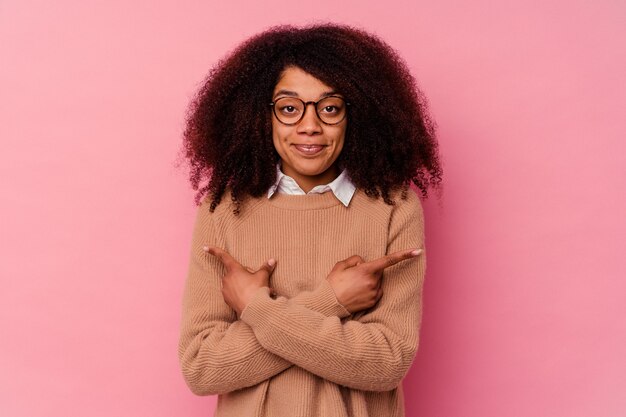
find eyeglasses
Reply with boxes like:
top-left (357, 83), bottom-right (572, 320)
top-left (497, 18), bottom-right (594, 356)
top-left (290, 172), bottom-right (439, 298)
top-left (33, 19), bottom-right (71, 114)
top-left (269, 95), bottom-right (350, 126)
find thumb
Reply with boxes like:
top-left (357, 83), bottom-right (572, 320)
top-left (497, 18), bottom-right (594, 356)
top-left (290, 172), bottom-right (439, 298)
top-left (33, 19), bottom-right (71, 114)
top-left (256, 258), bottom-right (277, 276)
top-left (339, 255), bottom-right (364, 270)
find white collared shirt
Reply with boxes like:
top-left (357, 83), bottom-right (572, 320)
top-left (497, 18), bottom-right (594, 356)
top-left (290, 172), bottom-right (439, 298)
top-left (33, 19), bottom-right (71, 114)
top-left (267, 162), bottom-right (357, 207)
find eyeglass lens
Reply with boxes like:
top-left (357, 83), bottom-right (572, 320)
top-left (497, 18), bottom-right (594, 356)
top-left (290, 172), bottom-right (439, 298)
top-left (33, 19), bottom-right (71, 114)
top-left (273, 97), bottom-right (346, 125)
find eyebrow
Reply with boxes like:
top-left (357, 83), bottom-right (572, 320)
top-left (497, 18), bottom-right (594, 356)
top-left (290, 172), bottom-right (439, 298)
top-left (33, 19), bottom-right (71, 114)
top-left (273, 89), bottom-right (339, 100)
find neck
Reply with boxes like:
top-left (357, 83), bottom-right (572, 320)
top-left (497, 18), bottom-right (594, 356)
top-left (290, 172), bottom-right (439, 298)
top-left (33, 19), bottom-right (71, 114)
top-left (281, 162), bottom-right (340, 193)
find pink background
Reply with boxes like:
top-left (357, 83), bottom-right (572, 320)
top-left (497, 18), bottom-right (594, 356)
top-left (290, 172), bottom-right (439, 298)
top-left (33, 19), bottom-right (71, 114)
top-left (1, 1), bottom-right (625, 416)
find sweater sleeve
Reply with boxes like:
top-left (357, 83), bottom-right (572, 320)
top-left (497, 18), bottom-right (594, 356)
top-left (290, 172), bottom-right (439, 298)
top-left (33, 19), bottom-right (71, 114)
top-left (177, 201), bottom-right (353, 396)
top-left (286, 279), bottom-right (353, 318)
top-left (178, 201), bottom-right (294, 396)
top-left (239, 192), bottom-right (427, 392)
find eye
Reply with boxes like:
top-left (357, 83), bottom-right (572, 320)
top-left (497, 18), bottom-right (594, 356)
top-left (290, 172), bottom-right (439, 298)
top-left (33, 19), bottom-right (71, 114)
top-left (273, 97), bottom-right (303, 121)
top-left (280, 105), bottom-right (297, 114)
top-left (318, 97), bottom-right (345, 114)
top-left (321, 105), bottom-right (338, 114)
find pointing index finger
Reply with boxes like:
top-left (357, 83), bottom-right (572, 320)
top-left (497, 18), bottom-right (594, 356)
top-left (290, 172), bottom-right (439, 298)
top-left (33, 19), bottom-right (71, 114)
top-left (204, 246), bottom-right (239, 271)
top-left (360, 248), bottom-right (422, 273)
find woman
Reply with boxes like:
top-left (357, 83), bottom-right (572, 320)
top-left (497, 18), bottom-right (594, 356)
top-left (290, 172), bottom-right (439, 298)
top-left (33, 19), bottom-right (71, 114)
top-left (177, 23), bottom-right (442, 417)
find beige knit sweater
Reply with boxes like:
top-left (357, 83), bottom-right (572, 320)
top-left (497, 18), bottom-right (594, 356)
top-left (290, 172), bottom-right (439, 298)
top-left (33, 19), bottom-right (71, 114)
top-left (178, 186), bottom-right (427, 417)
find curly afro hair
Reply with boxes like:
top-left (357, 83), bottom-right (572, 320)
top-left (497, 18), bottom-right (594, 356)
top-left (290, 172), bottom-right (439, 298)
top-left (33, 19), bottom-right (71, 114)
top-left (178, 22), bottom-right (443, 215)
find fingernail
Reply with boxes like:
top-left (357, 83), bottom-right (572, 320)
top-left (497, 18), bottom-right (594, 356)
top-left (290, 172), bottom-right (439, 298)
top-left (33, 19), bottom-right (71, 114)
top-left (268, 258), bottom-right (276, 267)
top-left (411, 249), bottom-right (422, 256)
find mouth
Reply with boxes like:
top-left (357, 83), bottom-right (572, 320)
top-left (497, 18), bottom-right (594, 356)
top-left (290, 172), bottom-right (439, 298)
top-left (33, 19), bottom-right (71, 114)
top-left (292, 144), bottom-right (327, 156)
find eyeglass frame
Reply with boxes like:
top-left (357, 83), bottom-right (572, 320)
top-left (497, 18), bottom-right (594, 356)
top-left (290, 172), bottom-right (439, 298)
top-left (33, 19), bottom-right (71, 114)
top-left (268, 95), bottom-right (351, 126)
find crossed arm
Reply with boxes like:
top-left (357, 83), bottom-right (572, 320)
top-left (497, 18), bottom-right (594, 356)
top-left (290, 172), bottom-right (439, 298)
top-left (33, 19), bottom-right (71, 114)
top-left (177, 196), bottom-right (426, 396)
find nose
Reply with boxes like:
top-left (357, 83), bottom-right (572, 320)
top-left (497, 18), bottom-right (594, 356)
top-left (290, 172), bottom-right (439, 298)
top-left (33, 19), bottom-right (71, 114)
top-left (296, 103), bottom-right (322, 134)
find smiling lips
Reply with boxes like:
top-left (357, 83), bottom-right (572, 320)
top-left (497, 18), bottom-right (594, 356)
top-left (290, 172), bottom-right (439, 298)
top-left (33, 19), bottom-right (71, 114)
top-left (293, 144), bottom-right (326, 156)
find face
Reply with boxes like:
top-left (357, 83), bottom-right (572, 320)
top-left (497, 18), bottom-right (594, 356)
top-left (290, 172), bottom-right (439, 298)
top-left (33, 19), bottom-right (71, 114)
top-left (271, 66), bottom-right (347, 193)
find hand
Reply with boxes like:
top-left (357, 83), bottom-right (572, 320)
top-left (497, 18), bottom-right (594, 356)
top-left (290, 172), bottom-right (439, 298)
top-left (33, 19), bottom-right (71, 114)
top-left (204, 246), bottom-right (277, 317)
top-left (326, 248), bottom-right (423, 314)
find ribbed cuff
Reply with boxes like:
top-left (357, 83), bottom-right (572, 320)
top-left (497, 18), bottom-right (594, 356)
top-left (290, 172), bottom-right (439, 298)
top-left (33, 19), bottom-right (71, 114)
top-left (239, 286), bottom-right (272, 321)
top-left (239, 281), bottom-right (352, 325)
top-left (308, 279), bottom-right (352, 318)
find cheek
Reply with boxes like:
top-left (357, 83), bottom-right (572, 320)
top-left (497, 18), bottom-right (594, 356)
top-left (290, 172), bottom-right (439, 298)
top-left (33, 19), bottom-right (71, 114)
top-left (271, 122), bottom-right (289, 144)
top-left (333, 130), bottom-right (346, 153)
top-left (271, 135), bottom-right (282, 155)
top-left (271, 127), bottom-right (290, 156)
top-left (335, 138), bottom-right (345, 153)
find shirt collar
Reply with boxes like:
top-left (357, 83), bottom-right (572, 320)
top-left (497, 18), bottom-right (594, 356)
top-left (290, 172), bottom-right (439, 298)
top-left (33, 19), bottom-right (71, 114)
top-left (267, 162), bottom-right (356, 207)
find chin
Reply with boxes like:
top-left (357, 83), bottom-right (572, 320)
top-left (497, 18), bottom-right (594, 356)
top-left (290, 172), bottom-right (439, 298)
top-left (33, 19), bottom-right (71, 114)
top-left (293, 162), bottom-right (329, 176)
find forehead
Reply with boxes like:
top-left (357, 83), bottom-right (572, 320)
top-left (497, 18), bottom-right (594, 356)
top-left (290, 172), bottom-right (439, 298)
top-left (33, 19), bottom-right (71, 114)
top-left (273, 66), bottom-right (336, 98)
